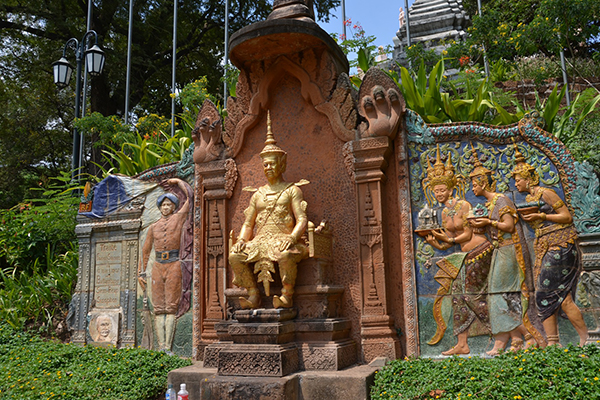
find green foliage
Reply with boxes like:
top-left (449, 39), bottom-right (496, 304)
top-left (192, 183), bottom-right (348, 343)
top-left (0, 63), bottom-right (71, 208)
top-left (539, 84), bottom-right (567, 134)
top-left (554, 90), bottom-right (600, 146)
top-left (466, 0), bottom-right (600, 61)
top-left (405, 42), bottom-right (440, 73)
top-left (0, 171), bottom-right (79, 273)
top-left (223, 65), bottom-right (241, 99)
top-left (74, 113), bottom-right (134, 150)
top-left (489, 59), bottom-right (517, 83)
top-left (563, 114), bottom-right (600, 174)
top-left (83, 78), bottom-right (214, 176)
top-left (0, 324), bottom-right (192, 400)
top-left (0, 172), bottom-right (79, 333)
top-left (135, 114), bottom-right (172, 142)
top-left (512, 56), bottom-right (600, 87)
top-left (371, 344), bottom-right (600, 399)
top-left (332, 19), bottom-right (392, 86)
top-left (387, 60), bottom-right (519, 125)
top-left (101, 130), bottom-right (192, 176)
top-left (0, 244), bottom-right (77, 332)
top-left (175, 77), bottom-right (217, 121)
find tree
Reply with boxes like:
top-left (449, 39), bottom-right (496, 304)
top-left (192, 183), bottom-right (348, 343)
top-left (0, 0), bottom-right (340, 207)
top-left (464, 0), bottom-right (600, 60)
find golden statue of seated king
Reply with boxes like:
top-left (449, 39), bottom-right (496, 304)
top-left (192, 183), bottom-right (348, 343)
top-left (229, 113), bottom-right (309, 309)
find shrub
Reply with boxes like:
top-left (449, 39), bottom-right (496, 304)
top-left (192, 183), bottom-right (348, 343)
top-left (0, 171), bottom-right (78, 273)
top-left (0, 244), bottom-right (77, 334)
top-left (563, 114), bottom-right (600, 174)
top-left (371, 344), bottom-right (600, 399)
top-left (0, 172), bottom-right (79, 334)
top-left (0, 324), bottom-right (192, 400)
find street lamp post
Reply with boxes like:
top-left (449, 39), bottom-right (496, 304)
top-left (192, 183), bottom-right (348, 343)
top-left (52, 30), bottom-right (105, 181)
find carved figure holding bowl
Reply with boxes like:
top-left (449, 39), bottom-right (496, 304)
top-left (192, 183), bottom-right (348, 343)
top-left (512, 142), bottom-right (588, 346)
top-left (468, 145), bottom-right (543, 355)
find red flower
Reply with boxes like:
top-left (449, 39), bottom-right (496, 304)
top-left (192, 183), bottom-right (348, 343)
top-left (459, 56), bottom-right (470, 67)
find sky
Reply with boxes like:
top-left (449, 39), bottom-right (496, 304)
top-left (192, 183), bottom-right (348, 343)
top-left (319, 0), bottom-right (416, 51)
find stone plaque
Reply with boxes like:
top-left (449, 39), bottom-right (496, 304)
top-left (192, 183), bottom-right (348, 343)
top-left (95, 241), bottom-right (122, 308)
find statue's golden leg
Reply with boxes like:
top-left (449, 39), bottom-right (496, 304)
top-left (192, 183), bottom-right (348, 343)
top-left (273, 283), bottom-right (294, 308)
top-left (274, 255), bottom-right (297, 308)
top-left (230, 252), bottom-right (261, 309)
top-left (239, 287), bottom-right (261, 309)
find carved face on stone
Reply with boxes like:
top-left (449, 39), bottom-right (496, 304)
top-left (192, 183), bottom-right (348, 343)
top-left (433, 184), bottom-right (452, 204)
top-left (160, 198), bottom-right (177, 217)
top-left (514, 175), bottom-right (529, 193)
top-left (471, 178), bottom-right (484, 197)
top-left (97, 315), bottom-right (112, 339)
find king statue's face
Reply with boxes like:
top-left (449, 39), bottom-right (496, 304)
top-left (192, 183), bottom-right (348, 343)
top-left (262, 155), bottom-right (282, 180)
top-left (160, 198), bottom-right (176, 216)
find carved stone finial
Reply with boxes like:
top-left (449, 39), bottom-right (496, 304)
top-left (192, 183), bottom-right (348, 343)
top-left (268, 0), bottom-right (315, 22)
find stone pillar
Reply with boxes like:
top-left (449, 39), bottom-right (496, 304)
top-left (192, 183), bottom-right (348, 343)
top-left (350, 136), bottom-right (401, 362)
top-left (193, 159), bottom-right (238, 360)
top-left (72, 222), bottom-right (93, 344)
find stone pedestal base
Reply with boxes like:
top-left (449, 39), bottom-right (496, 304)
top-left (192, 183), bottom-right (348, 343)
top-left (201, 373), bottom-right (298, 400)
top-left (360, 315), bottom-right (401, 363)
top-left (168, 363), bottom-right (378, 400)
top-left (204, 309), bottom-right (297, 369)
top-left (204, 316), bottom-right (357, 371)
top-left (218, 343), bottom-right (299, 377)
top-left (298, 339), bottom-right (356, 370)
top-left (295, 318), bottom-right (356, 370)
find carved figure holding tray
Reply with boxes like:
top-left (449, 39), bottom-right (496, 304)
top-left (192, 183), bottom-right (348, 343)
top-left (422, 145), bottom-right (493, 356)
top-left (511, 142), bottom-right (588, 346)
top-left (468, 145), bottom-right (543, 355)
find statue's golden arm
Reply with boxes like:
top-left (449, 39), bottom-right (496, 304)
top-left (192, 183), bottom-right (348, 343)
top-left (288, 186), bottom-right (308, 244)
top-left (232, 193), bottom-right (258, 253)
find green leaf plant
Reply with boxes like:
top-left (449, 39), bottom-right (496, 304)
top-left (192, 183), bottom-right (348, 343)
top-left (388, 59), bottom-right (520, 125)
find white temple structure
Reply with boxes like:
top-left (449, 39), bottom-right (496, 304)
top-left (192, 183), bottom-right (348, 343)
top-left (393, 0), bottom-right (470, 67)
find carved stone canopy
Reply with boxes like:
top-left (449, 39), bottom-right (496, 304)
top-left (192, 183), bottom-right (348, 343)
top-left (229, 19), bottom-right (348, 72)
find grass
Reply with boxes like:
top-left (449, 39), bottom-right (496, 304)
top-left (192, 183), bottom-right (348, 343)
top-left (0, 324), bottom-right (192, 400)
top-left (371, 343), bottom-right (600, 399)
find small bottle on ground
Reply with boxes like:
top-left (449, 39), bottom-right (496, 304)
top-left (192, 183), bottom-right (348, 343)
top-left (177, 383), bottom-right (189, 400)
top-left (165, 383), bottom-right (176, 400)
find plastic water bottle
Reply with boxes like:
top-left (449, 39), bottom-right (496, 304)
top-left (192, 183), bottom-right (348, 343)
top-left (165, 383), bottom-right (176, 400)
top-left (177, 383), bottom-right (189, 400)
